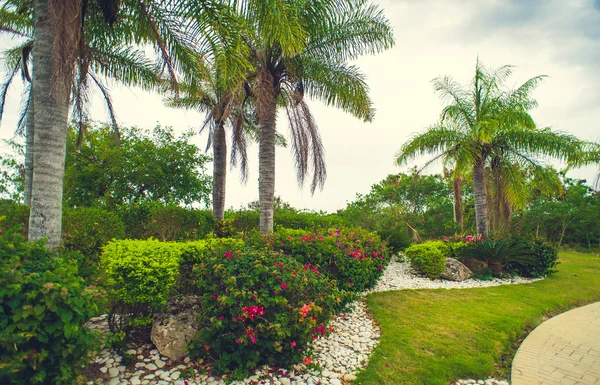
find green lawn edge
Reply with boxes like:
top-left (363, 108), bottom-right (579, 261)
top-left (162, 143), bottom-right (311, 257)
top-left (357, 252), bottom-right (600, 385)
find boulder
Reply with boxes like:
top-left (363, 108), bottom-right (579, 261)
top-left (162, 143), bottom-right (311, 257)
top-left (441, 258), bottom-right (473, 281)
top-left (151, 312), bottom-right (198, 361)
top-left (461, 258), bottom-right (488, 273)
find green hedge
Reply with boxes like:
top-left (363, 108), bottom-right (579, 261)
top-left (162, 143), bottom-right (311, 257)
top-left (404, 242), bottom-right (447, 279)
top-left (117, 202), bottom-right (214, 241)
top-left (0, 228), bottom-right (100, 384)
top-left (62, 207), bottom-right (126, 258)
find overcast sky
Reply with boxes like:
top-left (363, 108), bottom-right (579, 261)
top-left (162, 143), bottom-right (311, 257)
top-left (1, 0), bottom-right (599, 212)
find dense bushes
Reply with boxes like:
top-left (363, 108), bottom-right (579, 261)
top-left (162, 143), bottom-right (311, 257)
top-left (0, 199), bottom-right (29, 236)
top-left (404, 242), bottom-right (446, 279)
top-left (117, 202), bottom-right (214, 241)
top-left (251, 228), bottom-right (390, 292)
top-left (0, 228), bottom-right (100, 385)
top-left (189, 247), bottom-right (350, 377)
top-left (506, 238), bottom-right (559, 277)
top-left (62, 207), bottom-right (126, 257)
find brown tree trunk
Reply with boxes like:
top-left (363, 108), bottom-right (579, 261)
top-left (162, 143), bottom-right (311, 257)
top-left (212, 119), bottom-right (227, 221)
top-left (472, 157), bottom-right (489, 237)
top-left (258, 98), bottom-right (278, 234)
top-left (28, 0), bottom-right (71, 248)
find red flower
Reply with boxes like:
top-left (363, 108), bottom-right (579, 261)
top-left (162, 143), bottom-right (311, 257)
top-left (291, 341), bottom-right (296, 347)
top-left (251, 295), bottom-right (257, 301)
top-left (280, 282), bottom-right (288, 290)
top-left (219, 315), bottom-right (224, 320)
top-left (303, 357), bottom-right (313, 365)
top-left (223, 251), bottom-right (233, 259)
top-left (212, 295), bottom-right (218, 300)
top-left (204, 345), bottom-right (211, 350)
top-left (250, 335), bottom-right (256, 343)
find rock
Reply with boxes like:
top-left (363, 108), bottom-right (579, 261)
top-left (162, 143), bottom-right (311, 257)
top-left (280, 378), bottom-right (291, 385)
top-left (151, 312), bottom-right (199, 361)
top-left (155, 359), bottom-right (166, 369)
top-left (461, 258), bottom-right (487, 273)
top-left (100, 367), bottom-right (108, 374)
top-left (130, 377), bottom-right (141, 385)
top-left (109, 367), bottom-right (120, 378)
top-left (343, 374), bottom-right (357, 382)
top-left (108, 378), bottom-right (120, 385)
top-left (171, 371), bottom-right (181, 380)
top-left (441, 258), bottom-right (473, 281)
top-left (146, 363), bottom-right (158, 371)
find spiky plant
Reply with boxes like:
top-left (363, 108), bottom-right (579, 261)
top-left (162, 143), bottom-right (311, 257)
top-left (459, 238), bottom-right (535, 277)
top-left (396, 59), bottom-right (586, 237)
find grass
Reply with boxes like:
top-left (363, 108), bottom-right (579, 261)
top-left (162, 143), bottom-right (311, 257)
top-left (357, 252), bottom-right (600, 385)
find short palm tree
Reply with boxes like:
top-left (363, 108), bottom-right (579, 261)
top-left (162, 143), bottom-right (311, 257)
top-left (396, 60), bottom-right (585, 237)
top-left (238, 0), bottom-right (394, 233)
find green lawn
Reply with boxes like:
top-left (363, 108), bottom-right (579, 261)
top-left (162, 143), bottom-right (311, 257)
top-left (357, 252), bottom-right (600, 385)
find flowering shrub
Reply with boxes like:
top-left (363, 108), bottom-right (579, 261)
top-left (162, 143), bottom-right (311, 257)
top-left (404, 242), bottom-right (446, 279)
top-left (249, 227), bottom-right (390, 292)
top-left (188, 248), bottom-right (351, 377)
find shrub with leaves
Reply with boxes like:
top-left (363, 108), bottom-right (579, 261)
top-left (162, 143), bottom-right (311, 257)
top-left (189, 247), bottom-right (351, 377)
top-left (404, 242), bottom-right (447, 279)
top-left (62, 207), bottom-right (126, 258)
top-left (459, 238), bottom-right (535, 277)
top-left (0, 227), bottom-right (100, 384)
top-left (251, 227), bottom-right (391, 292)
top-left (508, 238), bottom-right (559, 277)
top-left (101, 239), bottom-right (183, 332)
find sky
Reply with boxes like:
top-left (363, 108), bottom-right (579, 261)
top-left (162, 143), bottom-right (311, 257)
top-left (1, 0), bottom-right (599, 212)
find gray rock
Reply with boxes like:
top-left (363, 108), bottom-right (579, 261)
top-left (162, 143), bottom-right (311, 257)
top-left (151, 312), bottom-right (199, 361)
top-left (461, 258), bottom-right (487, 273)
top-left (108, 378), bottom-right (120, 385)
top-left (441, 258), bottom-right (473, 281)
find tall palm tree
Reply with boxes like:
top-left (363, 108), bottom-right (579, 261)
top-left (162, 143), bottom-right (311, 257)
top-left (2, 0), bottom-right (246, 247)
top-left (237, 0), bottom-right (394, 233)
top-left (396, 60), bottom-right (585, 236)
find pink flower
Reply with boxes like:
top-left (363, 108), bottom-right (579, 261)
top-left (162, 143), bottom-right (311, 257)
top-left (251, 295), bottom-right (257, 301)
top-left (250, 335), bottom-right (256, 343)
top-left (212, 295), bottom-right (218, 300)
top-left (224, 250), bottom-right (233, 259)
top-left (219, 315), bottom-right (224, 320)
top-left (280, 282), bottom-right (288, 290)
top-left (204, 345), bottom-right (211, 350)
top-left (291, 341), bottom-right (296, 347)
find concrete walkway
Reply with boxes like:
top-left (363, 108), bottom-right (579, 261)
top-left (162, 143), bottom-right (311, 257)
top-left (512, 301), bottom-right (600, 385)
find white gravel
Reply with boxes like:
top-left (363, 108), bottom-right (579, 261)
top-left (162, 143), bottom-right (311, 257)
top-left (86, 257), bottom-right (540, 385)
top-left (368, 257), bottom-right (541, 293)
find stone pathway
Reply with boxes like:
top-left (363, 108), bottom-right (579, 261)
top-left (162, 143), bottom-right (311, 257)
top-left (511, 301), bottom-right (600, 385)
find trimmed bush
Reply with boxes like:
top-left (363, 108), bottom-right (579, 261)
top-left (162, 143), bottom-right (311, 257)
top-left (404, 242), bottom-right (446, 279)
top-left (100, 238), bottom-right (245, 330)
top-left (251, 227), bottom-right (391, 292)
top-left (188, 247), bottom-right (351, 377)
top-left (0, 228), bottom-right (100, 385)
top-left (101, 239), bottom-right (183, 332)
top-left (62, 207), bottom-right (126, 257)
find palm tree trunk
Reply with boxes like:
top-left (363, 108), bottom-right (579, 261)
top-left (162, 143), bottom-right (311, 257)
top-left (28, 0), bottom-right (71, 248)
top-left (452, 176), bottom-right (463, 233)
top-left (24, 93), bottom-right (34, 207)
top-left (258, 99), bottom-right (278, 234)
top-left (472, 157), bottom-right (489, 237)
top-left (212, 119), bottom-right (227, 221)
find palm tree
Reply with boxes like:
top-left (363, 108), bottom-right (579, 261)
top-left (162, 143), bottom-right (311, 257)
top-left (167, 72), bottom-right (255, 221)
top-left (396, 60), bottom-right (585, 237)
top-left (238, 0), bottom-right (394, 233)
top-left (2, 0), bottom-right (246, 247)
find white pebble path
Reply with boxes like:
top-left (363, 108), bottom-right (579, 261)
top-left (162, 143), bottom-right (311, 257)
top-left (86, 257), bottom-right (541, 385)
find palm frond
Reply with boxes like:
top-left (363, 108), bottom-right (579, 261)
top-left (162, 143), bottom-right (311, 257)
top-left (0, 58), bottom-right (20, 126)
top-left (395, 125), bottom-right (468, 166)
top-left (299, 57), bottom-right (373, 121)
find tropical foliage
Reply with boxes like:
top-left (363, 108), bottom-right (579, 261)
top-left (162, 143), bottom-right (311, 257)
top-left (396, 60), bottom-right (585, 237)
